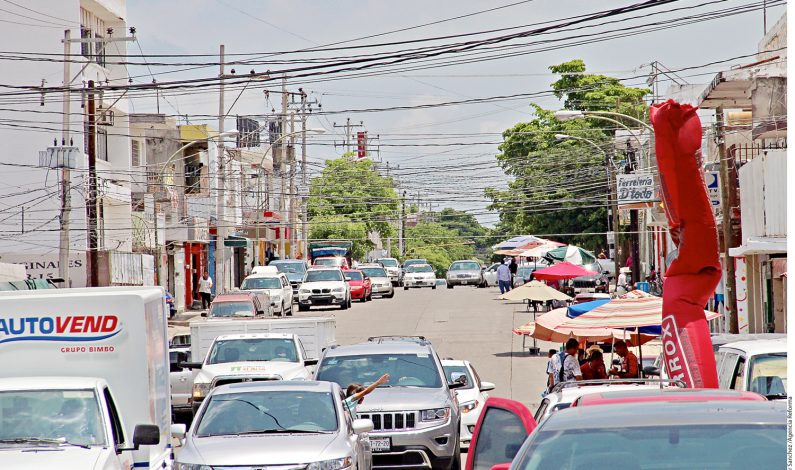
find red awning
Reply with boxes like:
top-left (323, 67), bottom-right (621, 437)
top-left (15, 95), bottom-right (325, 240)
top-left (532, 262), bottom-right (598, 281)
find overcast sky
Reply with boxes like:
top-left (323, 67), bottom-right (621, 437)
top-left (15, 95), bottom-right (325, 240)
top-left (127, 0), bottom-right (784, 226)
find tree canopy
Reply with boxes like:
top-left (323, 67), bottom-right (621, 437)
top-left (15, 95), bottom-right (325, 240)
top-left (486, 60), bottom-right (650, 251)
top-left (404, 222), bottom-right (475, 276)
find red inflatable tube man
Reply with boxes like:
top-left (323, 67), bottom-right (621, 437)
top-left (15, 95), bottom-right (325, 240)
top-left (650, 100), bottom-right (721, 388)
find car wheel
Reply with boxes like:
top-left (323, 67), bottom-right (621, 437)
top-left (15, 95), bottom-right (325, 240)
top-left (404, 286), bottom-right (409, 291)
top-left (285, 302), bottom-right (293, 316)
top-left (341, 299), bottom-right (349, 310)
top-left (449, 434), bottom-right (461, 470)
top-left (447, 284), bottom-right (453, 289)
top-left (298, 305), bottom-right (309, 312)
top-left (385, 291), bottom-right (394, 298)
top-left (432, 285), bottom-right (437, 290)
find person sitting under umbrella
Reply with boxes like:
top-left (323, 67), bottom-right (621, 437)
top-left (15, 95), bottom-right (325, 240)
top-left (610, 340), bottom-right (639, 379)
top-left (581, 350), bottom-right (608, 381)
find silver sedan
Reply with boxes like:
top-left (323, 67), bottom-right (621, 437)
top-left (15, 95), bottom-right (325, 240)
top-left (359, 265), bottom-right (396, 298)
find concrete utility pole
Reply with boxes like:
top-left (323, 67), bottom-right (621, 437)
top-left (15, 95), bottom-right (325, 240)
top-left (716, 106), bottom-right (739, 333)
top-left (399, 191), bottom-right (406, 257)
top-left (289, 111), bottom-right (297, 258)
top-left (60, 29), bottom-right (72, 286)
top-left (215, 44), bottom-right (226, 293)
top-left (611, 161), bottom-right (621, 291)
top-left (300, 92), bottom-right (308, 259)
top-left (333, 118), bottom-right (364, 155)
top-left (85, 80), bottom-right (99, 287)
top-left (279, 76), bottom-right (288, 259)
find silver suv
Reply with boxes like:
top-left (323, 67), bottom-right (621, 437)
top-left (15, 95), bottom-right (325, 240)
top-left (315, 336), bottom-right (464, 469)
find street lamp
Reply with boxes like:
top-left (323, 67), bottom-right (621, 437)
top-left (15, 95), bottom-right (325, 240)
top-left (152, 129), bottom-right (239, 290)
top-left (253, 128), bottom-right (325, 265)
top-left (555, 133), bottom-right (621, 291)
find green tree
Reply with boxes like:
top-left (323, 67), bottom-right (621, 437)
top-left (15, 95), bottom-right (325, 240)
top-left (405, 222), bottom-right (474, 276)
top-left (486, 60), bottom-right (650, 251)
top-left (308, 215), bottom-right (370, 260)
top-left (308, 157), bottom-right (399, 244)
top-left (435, 208), bottom-right (491, 255)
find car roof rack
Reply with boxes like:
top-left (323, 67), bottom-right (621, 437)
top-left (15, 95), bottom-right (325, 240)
top-left (367, 335), bottom-right (429, 345)
top-left (549, 378), bottom-right (686, 394)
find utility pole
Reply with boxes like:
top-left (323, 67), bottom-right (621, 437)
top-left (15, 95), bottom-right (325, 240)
top-left (716, 106), bottom-right (739, 333)
top-left (86, 80), bottom-right (99, 287)
top-left (399, 191), bottom-right (406, 257)
top-left (300, 91), bottom-right (307, 259)
top-left (215, 44), bottom-right (226, 293)
top-left (609, 157), bottom-right (621, 290)
top-left (333, 118), bottom-right (364, 156)
top-left (289, 110), bottom-right (297, 258)
top-left (60, 29), bottom-right (72, 286)
top-left (279, 76), bottom-right (288, 259)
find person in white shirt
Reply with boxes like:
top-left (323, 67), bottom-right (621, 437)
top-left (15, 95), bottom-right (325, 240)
top-left (496, 262), bottom-right (512, 294)
top-left (198, 271), bottom-right (213, 309)
top-left (548, 338), bottom-right (583, 389)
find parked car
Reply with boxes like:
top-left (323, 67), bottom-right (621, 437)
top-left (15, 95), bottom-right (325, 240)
top-left (206, 291), bottom-right (268, 318)
top-left (315, 336), bottom-right (466, 469)
top-left (402, 258), bottom-right (428, 280)
top-left (465, 399), bottom-right (785, 470)
top-left (403, 263), bottom-right (437, 290)
top-left (446, 260), bottom-right (485, 289)
top-left (569, 261), bottom-right (609, 293)
top-left (359, 264), bottom-right (396, 298)
top-left (298, 267), bottom-right (352, 311)
top-left (716, 337), bottom-right (787, 399)
top-left (376, 257), bottom-right (403, 286)
top-left (241, 271), bottom-right (293, 316)
top-left (169, 325), bottom-right (194, 415)
top-left (313, 256), bottom-right (350, 270)
top-left (483, 263), bottom-right (500, 287)
top-left (268, 259), bottom-right (308, 302)
top-left (441, 359), bottom-right (495, 450)
top-left (513, 262), bottom-right (548, 288)
top-left (345, 269), bottom-right (373, 302)
top-left (175, 381), bottom-right (374, 470)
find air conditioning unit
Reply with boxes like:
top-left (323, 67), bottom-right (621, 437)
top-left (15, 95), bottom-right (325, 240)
top-left (97, 109), bottom-right (114, 126)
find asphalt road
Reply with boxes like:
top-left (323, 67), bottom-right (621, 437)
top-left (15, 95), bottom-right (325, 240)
top-left (295, 284), bottom-right (558, 411)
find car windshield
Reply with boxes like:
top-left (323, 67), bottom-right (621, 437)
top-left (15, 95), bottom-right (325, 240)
top-left (442, 365), bottom-right (474, 390)
top-left (317, 353), bottom-right (442, 388)
top-left (378, 259), bottom-right (399, 267)
top-left (305, 270), bottom-right (343, 282)
top-left (207, 338), bottom-right (298, 364)
top-left (315, 258), bottom-right (343, 267)
top-left (345, 271), bottom-right (363, 281)
top-left (450, 262), bottom-right (480, 271)
top-left (271, 262), bottom-right (306, 275)
top-left (407, 265), bottom-right (434, 273)
top-left (748, 353), bottom-right (787, 397)
top-left (195, 391), bottom-right (338, 436)
top-left (210, 301), bottom-right (255, 317)
top-left (404, 260), bottom-right (427, 267)
top-left (241, 277), bottom-right (282, 289)
top-left (362, 267), bottom-right (387, 278)
top-left (518, 424), bottom-right (785, 469)
top-left (0, 389), bottom-right (107, 447)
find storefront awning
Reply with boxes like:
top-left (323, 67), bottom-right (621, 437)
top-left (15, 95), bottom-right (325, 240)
top-left (729, 237), bottom-right (787, 256)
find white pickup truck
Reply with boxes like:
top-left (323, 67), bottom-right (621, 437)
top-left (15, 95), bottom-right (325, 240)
top-left (184, 317), bottom-right (336, 412)
top-left (0, 287), bottom-right (179, 470)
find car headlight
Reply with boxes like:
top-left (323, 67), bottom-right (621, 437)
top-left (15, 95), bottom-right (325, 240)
top-left (192, 382), bottom-right (210, 400)
top-left (332, 287), bottom-right (345, 293)
top-left (460, 400), bottom-right (479, 413)
top-left (175, 464), bottom-right (212, 470)
top-left (306, 457), bottom-right (352, 470)
top-left (420, 407), bottom-right (450, 421)
top-left (299, 288), bottom-right (310, 294)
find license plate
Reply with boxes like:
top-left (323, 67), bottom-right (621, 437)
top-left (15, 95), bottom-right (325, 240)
top-left (370, 437), bottom-right (391, 452)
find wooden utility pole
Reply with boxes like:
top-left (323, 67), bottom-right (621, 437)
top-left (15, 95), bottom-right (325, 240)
top-left (716, 106), bottom-right (739, 333)
top-left (86, 80), bottom-right (99, 287)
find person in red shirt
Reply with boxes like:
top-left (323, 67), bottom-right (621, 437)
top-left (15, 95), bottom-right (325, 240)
top-left (610, 340), bottom-right (639, 379)
top-left (580, 350), bottom-right (608, 381)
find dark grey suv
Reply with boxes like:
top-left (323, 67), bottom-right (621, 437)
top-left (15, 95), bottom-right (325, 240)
top-left (315, 337), bottom-right (464, 469)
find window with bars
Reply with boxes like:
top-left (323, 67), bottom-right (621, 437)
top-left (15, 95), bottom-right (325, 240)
top-left (96, 128), bottom-right (108, 161)
top-left (79, 8), bottom-right (107, 67)
top-left (131, 139), bottom-right (142, 166)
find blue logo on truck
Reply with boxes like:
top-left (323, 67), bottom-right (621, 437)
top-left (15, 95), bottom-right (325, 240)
top-left (0, 315), bottom-right (121, 344)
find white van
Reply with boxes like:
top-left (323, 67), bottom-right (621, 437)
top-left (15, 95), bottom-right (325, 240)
top-left (0, 287), bottom-right (178, 469)
top-left (240, 271), bottom-right (293, 316)
top-left (716, 337), bottom-right (787, 400)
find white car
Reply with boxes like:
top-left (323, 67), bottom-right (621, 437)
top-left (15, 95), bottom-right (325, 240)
top-left (441, 359), bottom-right (495, 450)
top-left (376, 257), bottom-right (403, 286)
top-left (358, 264), bottom-right (396, 298)
top-left (402, 263), bottom-right (437, 290)
top-left (298, 267), bottom-right (351, 311)
top-left (716, 337), bottom-right (787, 399)
top-left (241, 271), bottom-right (293, 316)
top-left (187, 333), bottom-right (317, 413)
top-left (483, 263), bottom-right (500, 287)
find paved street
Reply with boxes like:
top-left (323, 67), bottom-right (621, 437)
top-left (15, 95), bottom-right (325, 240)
top-left (295, 285), bottom-right (557, 410)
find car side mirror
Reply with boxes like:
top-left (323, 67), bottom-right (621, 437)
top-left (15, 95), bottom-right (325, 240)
top-left (132, 424), bottom-right (160, 448)
top-left (304, 358), bottom-right (319, 366)
top-left (180, 362), bottom-right (203, 370)
top-left (352, 418), bottom-right (374, 434)
top-left (171, 423), bottom-right (186, 440)
top-left (480, 381), bottom-right (496, 392)
top-left (449, 373), bottom-right (468, 389)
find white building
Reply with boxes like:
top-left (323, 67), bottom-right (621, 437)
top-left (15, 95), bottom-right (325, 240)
top-left (0, 0), bottom-right (146, 286)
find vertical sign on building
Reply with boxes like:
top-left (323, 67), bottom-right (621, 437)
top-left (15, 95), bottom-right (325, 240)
top-left (734, 256), bottom-right (749, 333)
top-left (705, 171), bottom-right (721, 218)
top-left (357, 131), bottom-right (367, 159)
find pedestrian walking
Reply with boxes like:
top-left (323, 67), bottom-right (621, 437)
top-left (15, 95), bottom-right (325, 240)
top-left (496, 261), bottom-right (512, 294)
top-left (509, 258), bottom-right (518, 286)
top-left (198, 271), bottom-right (213, 309)
top-left (544, 349), bottom-right (558, 392)
top-left (548, 338), bottom-right (583, 389)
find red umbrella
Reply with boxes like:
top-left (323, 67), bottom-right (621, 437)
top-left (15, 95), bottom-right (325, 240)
top-left (532, 261), bottom-right (598, 281)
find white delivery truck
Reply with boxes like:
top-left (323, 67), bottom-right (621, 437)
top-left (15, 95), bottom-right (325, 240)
top-left (185, 317), bottom-right (336, 411)
top-left (0, 287), bottom-right (177, 470)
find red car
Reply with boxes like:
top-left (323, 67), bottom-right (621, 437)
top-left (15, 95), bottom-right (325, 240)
top-left (344, 269), bottom-right (372, 302)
